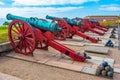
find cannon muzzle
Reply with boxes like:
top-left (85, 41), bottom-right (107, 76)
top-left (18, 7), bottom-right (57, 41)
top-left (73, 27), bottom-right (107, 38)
top-left (46, 15), bottom-right (58, 20)
top-left (46, 15), bottom-right (82, 26)
top-left (7, 14), bottom-right (62, 33)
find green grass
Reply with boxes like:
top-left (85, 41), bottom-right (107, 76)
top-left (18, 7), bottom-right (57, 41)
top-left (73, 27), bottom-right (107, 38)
top-left (0, 26), bottom-right (9, 43)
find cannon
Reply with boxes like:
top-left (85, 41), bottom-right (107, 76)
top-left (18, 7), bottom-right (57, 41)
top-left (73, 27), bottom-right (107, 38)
top-left (7, 14), bottom-right (91, 62)
top-left (89, 19), bottom-right (109, 29)
top-left (89, 19), bottom-right (109, 32)
top-left (74, 18), bottom-right (105, 36)
top-left (46, 15), bottom-right (99, 43)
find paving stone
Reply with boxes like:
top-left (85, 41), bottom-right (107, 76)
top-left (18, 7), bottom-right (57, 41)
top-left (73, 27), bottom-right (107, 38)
top-left (114, 43), bottom-right (118, 47)
top-left (0, 72), bottom-right (22, 80)
top-left (86, 56), bottom-right (104, 65)
top-left (5, 51), bottom-right (15, 56)
top-left (6, 52), bottom-right (36, 62)
top-left (36, 58), bottom-right (50, 64)
top-left (85, 46), bottom-right (109, 54)
top-left (97, 36), bottom-right (110, 39)
top-left (81, 67), bottom-right (97, 75)
top-left (114, 64), bottom-right (120, 68)
top-left (45, 60), bottom-right (84, 72)
top-left (114, 68), bottom-right (120, 74)
top-left (64, 55), bottom-right (72, 60)
top-left (45, 54), bottom-right (60, 61)
top-left (57, 40), bottom-right (84, 47)
top-left (87, 59), bottom-right (103, 65)
top-left (84, 43), bottom-right (105, 47)
top-left (55, 53), bottom-right (65, 58)
top-left (6, 50), bottom-right (58, 64)
top-left (92, 64), bottom-right (99, 69)
top-left (57, 37), bottom-right (107, 47)
top-left (33, 53), bottom-right (47, 59)
top-left (90, 56), bottom-right (104, 61)
top-left (58, 58), bottom-right (74, 64)
top-left (73, 61), bottom-right (92, 67)
top-left (101, 40), bottom-right (108, 44)
top-left (33, 51), bottom-right (51, 63)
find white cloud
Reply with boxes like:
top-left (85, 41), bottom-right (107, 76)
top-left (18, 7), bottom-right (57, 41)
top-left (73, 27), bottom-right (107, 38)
top-left (0, 6), bottom-right (83, 18)
top-left (99, 4), bottom-right (120, 11)
top-left (0, 1), bottom-right (4, 5)
top-left (12, 0), bottom-right (99, 6)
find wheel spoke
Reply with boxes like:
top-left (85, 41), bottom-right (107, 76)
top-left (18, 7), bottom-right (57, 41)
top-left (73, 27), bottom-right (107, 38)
top-left (12, 29), bottom-right (19, 34)
top-left (16, 40), bottom-right (23, 51)
top-left (25, 37), bottom-right (34, 42)
top-left (18, 22), bottom-right (23, 31)
top-left (14, 24), bottom-right (21, 32)
top-left (25, 33), bottom-right (32, 37)
top-left (24, 28), bottom-right (29, 35)
top-left (25, 40), bottom-right (32, 51)
top-left (23, 41), bottom-right (27, 53)
top-left (21, 23), bottom-right (26, 33)
top-left (25, 39), bottom-right (33, 48)
top-left (16, 40), bottom-right (22, 47)
top-left (20, 41), bottom-right (23, 51)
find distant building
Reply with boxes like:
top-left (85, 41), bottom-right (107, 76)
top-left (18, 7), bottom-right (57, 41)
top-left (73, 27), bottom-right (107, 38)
top-left (85, 16), bottom-right (118, 22)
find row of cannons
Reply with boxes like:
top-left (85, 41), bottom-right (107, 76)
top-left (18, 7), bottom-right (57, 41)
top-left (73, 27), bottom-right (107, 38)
top-left (7, 14), bottom-right (110, 62)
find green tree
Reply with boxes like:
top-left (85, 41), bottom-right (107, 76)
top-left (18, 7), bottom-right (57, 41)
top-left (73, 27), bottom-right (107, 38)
top-left (2, 21), bottom-right (10, 25)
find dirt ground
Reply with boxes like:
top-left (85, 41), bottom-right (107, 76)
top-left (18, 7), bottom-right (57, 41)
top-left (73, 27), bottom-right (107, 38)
top-left (0, 56), bottom-right (115, 80)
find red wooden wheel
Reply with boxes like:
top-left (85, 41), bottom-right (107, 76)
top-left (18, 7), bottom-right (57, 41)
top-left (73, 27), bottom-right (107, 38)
top-left (8, 20), bottom-right (36, 55)
top-left (52, 18), bottom-right (69, 40)
top-left (66, 26), bottom-right (75, 38)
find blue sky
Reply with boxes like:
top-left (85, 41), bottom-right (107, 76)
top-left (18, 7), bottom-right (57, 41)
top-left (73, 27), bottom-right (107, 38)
top-left (0, 0), bottom-right (120, 25)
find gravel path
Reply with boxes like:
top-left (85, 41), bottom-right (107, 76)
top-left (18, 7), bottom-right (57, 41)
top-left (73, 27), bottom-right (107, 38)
top-left (0, 56), bottom-right (113, 80)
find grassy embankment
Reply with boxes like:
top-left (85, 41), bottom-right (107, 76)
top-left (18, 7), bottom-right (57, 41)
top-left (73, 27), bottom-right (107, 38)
top-left (0, 26), bottom-right (9, 43)
top-left (100, 20), bottom-right (120, 28)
